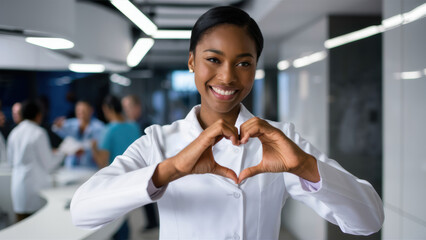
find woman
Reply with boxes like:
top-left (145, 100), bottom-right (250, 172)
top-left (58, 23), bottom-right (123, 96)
top-left (7, 100), bottom-right (64, 222)
top-left (71, 6), bottom-right (384, 239)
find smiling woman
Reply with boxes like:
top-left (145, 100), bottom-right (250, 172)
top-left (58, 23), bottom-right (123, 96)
top-left (70, 6), bottom-right (384, 239)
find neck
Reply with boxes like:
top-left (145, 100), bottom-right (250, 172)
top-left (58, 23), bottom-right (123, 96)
top-left (198, 104), bottom-right (241, 129)
top-left (109, 113), bottom-right (125, 122)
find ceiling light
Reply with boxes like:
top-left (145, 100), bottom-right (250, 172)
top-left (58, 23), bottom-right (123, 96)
top-left (324, 25), bottom-right (383, 49)
top-left (110, 73), bottom-right (131, 86)
top-left (293, 51), bottom-right (327, 68)
top-left (127, 38), bottom-right (155, 67)
top-left (277, 60), bottom-right (290, 71)
top-left (68, 63), bottom-right (105, 73)
top-left (382, 14), bottom-right (403, 30)
top-left (402, 3), bottom-right (426, 24)
top-left (110, 0), bottom-right (157, 36)
top-left (152, 30), bottom-right (192, 39)
top-left (25, 37), bottom-right (74, 50)
top-left (399, 71), bottom-right (422, 80)
top-left (255, 69), bottom-right (265, 80)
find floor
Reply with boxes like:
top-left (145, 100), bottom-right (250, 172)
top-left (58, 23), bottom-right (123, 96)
top-left (127, 208), bottom-right (297, 240)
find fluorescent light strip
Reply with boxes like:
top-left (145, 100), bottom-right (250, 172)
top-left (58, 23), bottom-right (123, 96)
top-left (255, 69), bottom-right (265, 80)
top-left (68, 63), bottom-right (105, 73)
top-left (402, 3), bottom-right (426, 24)
top-left (326, 3), bottom-right (426, 49)
top-left (110, 0), bottom-right (157, 36)
top-left (25, 37), bottom-right (74, 50)
top-left (152, 30), bottom-right (192, 39)
top-left (277, 60), bottom-right (290, 71)
top-left (127, 38), bottom-right (155, 67)
top-left (382, 14), bottom-right (403, 30)
top-left (400, 71), bottom-right (422, 80)
top-left (110, 73), bottom-right (131, 86)
top-left (293, 51), bottom-right (327, 68)
top-left (325, 25), bottom-right (383, 49)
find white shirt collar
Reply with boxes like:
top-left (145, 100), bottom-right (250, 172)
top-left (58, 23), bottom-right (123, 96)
top-left (184, 104), bottom-right (255, 134)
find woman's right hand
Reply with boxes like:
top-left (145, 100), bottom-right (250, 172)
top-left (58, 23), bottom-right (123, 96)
top-left (152, 119), bottom-right (240, 187)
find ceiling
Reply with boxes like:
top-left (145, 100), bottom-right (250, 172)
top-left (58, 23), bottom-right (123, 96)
top-left (0, 0), bottom-right (382, 71)
top-left (93, 0), bottom-right (381, 69)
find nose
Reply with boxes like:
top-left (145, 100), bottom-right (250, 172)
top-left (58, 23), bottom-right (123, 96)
top-left (218, 63), bottom-right (236, 84)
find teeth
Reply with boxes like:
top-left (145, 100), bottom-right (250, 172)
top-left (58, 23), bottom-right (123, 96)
top-left (212, 87), bottom-right (236, 96)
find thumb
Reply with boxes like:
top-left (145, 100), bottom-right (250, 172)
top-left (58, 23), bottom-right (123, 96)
top-left (238, 165), bottom-right (263, 184)
top-left (212, 164), bottom-right (238, 184)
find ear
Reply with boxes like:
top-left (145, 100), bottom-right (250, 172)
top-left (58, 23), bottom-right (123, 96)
top-left (188, 52), bottom-right (195, 72)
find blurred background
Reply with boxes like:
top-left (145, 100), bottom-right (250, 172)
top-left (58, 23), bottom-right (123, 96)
top-left (0, 0), bottom-right (425, 239)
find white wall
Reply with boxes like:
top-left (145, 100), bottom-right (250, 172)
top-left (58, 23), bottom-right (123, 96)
top-left (278, 18), bottom-right (328, 240)
top-left (383, 0), bottom-right (426, 239)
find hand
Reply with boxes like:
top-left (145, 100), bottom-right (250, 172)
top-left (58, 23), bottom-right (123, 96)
top-left (153, 119), bottom-right (240, 187)
top-left (91, 140), bottom-right (98, 151)
top-left (238, 117), bottom-right (320, 184)
top-left (75, 148), bottom-right (85, 157)
top-left (53, 116), bottom-right (65, 128)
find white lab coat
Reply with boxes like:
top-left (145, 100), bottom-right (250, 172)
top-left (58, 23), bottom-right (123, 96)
top-left (7, 120), bottom-right (63, 213)
top-left (71, 105), bottom-right (384, 239)
top-left (0, 132), bottom-right (6, 165)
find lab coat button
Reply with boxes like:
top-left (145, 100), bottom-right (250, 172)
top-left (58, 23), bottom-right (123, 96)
top-left (233, 233), bottom-right (240, 240)
top-left (233, 147), bottom-right (240, 153)
top-left (233, 192), bottom-right (241, 198)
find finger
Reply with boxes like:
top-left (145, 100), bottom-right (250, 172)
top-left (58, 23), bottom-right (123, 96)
top-left (239, 117), bottom-right (265, 143)
top-left (208, 120), bottom-right (240, 146)
top-left (213, 164), bottom-right (239, 184)
top-left (238, 165), bottom-right (263, 184)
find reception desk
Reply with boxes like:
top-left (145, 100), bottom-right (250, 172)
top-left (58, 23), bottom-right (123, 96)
top-left (0, 168), bottom-right (123, 239)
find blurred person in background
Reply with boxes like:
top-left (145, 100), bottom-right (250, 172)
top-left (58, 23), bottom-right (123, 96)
top-left (121, 95), bottom-right (152, 133)
top-left (11, 102), bottom-right (22, 125)
top-left (7, 99), bottom-right (64, 222)
top-left (92, 95), bottom-right (140, 240)
top-left (92, 95), bottom-right (140, 168)
top-left (121, 94), bottom-right (159, 231)
top-left (52, 100), bottom-right (104, 169)
top-left (0, 108), bottom-right (6, 165)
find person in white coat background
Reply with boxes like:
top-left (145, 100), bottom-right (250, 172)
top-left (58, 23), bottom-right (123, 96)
top-left (7, 100), bottom-right (64, 222)
top-left (71, 6), bottom-right (384, 239)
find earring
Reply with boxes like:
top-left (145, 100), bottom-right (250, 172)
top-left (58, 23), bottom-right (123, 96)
top-left (189, 69), bottom-right (194, 73)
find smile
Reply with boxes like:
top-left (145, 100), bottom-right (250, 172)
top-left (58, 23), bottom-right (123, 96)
top-left (211, 87), bottom-right (236, 96)
top-left (210, 86), bottom-right (238, 100)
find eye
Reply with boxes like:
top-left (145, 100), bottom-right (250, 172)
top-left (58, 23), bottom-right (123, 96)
top-left (206, 57), bottom-right (220, 64)
top-left (237, 62), bottom-right (251, 67)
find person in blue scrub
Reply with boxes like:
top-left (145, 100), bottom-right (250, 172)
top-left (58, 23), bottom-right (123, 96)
top-left (52, 100), bottom-right (104, 169)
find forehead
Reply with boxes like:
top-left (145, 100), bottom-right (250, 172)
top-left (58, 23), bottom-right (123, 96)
top-left (76, 102), bottom-right (91, 109)
top-left (195, 24), bottom-right (257, 56)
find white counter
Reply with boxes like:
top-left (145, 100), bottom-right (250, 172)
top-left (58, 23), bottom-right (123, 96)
top-left (0, 168), bottom-right (123, 240)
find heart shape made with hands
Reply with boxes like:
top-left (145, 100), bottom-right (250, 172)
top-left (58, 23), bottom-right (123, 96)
top-left (186, 117), bottom-right (316, 184)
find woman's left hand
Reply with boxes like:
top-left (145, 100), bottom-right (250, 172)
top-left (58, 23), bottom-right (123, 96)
top-left (238, 117), bottom-right (320, 184)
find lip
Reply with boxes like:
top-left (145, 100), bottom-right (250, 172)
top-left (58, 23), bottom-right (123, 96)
top-left (209, 85), bottom-right (239, 101)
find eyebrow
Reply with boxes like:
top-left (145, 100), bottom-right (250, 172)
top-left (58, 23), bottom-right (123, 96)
top-left (203, 49), bottom-right (254, 58)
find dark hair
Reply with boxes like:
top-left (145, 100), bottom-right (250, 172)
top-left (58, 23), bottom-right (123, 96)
top-left (189, 6), bottom-right (264, 60)
top-left (21, 100), bottom-right (44, 120)
top-left (103, 95), bottom-right (122, 114)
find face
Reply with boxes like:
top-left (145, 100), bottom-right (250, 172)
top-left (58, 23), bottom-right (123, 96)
top-left (75, 102), bottom-right (93, 123)
top-left (12, 102), bottom-right (22, 124)
top-left (188, 24), bottom-right (257, 115)
top-left (121, 97), bottom-right (141, 121)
